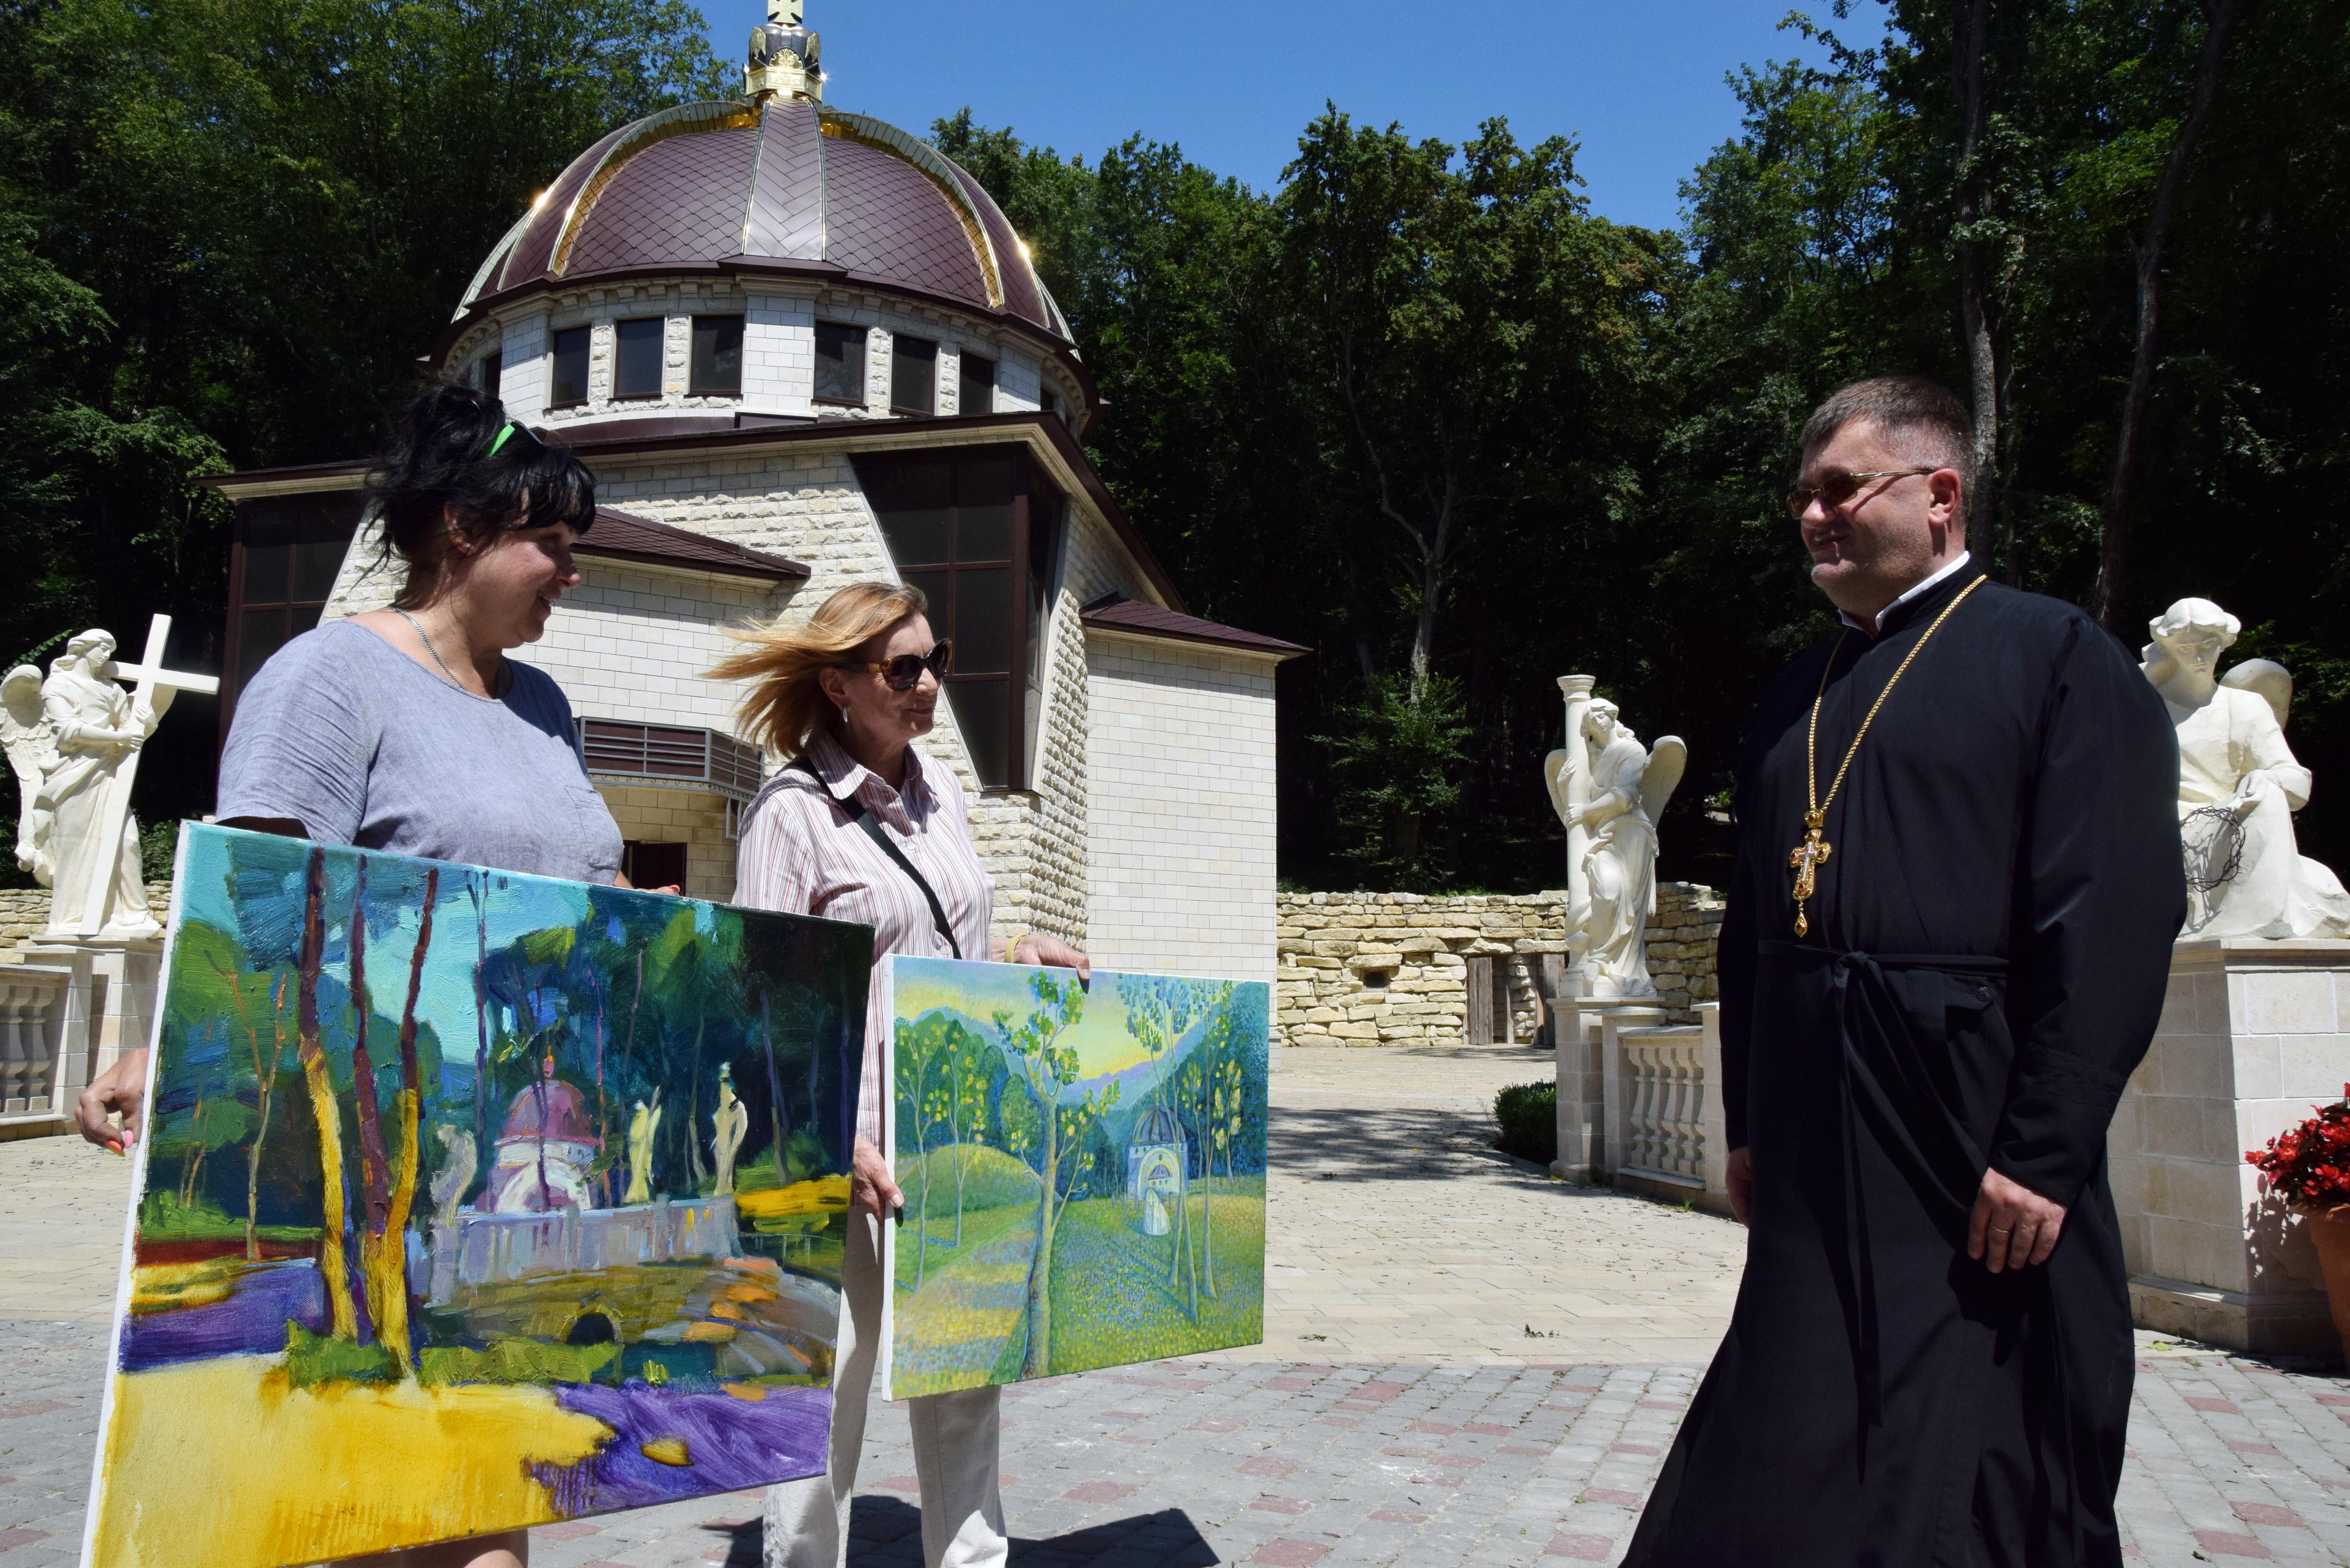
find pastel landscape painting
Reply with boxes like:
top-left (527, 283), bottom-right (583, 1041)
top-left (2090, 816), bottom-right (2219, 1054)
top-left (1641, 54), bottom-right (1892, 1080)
top-left (84, 823), bottom-right (869, 1568)
top-left (879, 957), bottom-right (1270, 1400)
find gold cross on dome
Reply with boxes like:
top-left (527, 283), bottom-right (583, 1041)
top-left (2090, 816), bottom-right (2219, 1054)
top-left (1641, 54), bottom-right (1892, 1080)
top-left (769, 0), bottom-right (803, 23)
top-left (1787, 810), bottom-right (1832, 938)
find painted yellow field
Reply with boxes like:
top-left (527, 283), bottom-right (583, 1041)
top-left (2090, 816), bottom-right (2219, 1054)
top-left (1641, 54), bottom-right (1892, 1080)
top-left (93, 1356), bottom-right (613, 1568)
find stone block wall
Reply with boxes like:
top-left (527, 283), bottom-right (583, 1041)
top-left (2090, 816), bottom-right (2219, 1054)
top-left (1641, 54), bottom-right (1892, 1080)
top-left (1084, 633), bottom-right (1282, 985)
top-left (1, 883), bottom-right (174, 950)
top-left (1275, 884), bottom-right (1723, 1048)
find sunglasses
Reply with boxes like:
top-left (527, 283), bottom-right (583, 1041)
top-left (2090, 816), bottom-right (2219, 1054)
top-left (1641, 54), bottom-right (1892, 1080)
top-left (843, 639), bottom-right (953, 691)
top-left (1785, 466), bottom-right (1939, 521)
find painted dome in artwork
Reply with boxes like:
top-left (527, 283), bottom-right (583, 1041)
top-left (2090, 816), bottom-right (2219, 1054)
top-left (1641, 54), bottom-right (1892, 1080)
top-left (496, 1067), bottom-right (599, 1149)
top-left (454, 94), bottom-right (1072, 345)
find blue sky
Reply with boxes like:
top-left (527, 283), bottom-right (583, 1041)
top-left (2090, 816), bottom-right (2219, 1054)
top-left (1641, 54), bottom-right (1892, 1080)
top-left (708, 1), bottom-right (1886, 232)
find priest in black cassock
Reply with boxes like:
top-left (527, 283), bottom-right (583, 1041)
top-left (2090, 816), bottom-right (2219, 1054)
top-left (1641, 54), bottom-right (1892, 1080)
top-left (1624, 376), bottom-right (2183, 1568)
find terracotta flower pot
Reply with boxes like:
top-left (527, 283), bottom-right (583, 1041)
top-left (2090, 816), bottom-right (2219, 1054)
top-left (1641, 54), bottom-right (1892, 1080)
top-left (2299, 1204), bottom-right (2350, 1365)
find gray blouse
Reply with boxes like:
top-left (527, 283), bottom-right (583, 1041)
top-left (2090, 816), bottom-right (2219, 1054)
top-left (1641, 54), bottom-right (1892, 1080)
top-left (216, 619), bottom-right (624, 884)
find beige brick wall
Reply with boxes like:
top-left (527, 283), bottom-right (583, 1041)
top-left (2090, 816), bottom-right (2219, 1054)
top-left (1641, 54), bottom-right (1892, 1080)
top-left (1275, 884), bottom-right (1723, 1048)
top-left (596, 785), bottom-right (736, 905)
top-left (1084, 633), bottom-right (1282, 985)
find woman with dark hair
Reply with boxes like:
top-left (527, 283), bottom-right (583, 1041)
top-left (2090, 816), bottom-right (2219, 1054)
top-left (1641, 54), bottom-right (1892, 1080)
top-left (76, 382), bottom-right (629, 1568)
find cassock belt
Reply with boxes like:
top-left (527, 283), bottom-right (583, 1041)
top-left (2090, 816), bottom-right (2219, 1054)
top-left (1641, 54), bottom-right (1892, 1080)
top-left (1756, 940), bottom-right (2010, 1431)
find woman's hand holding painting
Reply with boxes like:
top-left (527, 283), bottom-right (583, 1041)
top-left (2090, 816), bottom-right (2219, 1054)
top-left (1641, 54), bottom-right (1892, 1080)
top-left (76, 1048), bottom-right (148, 1154)
top-left (850, 1136), bottom-right (903, 1219)
top-left (1012, 932), bottom-right (1091, 983)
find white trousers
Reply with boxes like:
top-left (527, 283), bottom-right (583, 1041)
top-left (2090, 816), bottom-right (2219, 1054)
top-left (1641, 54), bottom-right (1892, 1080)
top-left (764, 1211), bottom-right (1006, 1568)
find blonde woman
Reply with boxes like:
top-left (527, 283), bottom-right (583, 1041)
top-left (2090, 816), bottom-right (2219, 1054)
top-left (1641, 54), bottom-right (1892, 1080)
top-left (716, 582), bottom-right (1087, 1568)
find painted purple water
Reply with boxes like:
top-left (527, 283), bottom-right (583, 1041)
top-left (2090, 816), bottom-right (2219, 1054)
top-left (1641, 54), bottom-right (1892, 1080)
top-left (118, 1260), bottom-right (327, 1370)
top-left (534, 1382), bottom-right (831, 1514)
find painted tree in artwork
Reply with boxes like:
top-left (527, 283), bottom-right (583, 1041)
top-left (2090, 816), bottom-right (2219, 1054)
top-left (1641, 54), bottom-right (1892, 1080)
top-left (995, 972), bottom-right (1119, 1378)
top-left (894, 1017), bottom-right (942, 1287)
top-left (293, 845), bottom-right (358, 1341)
top-left (947, 1023), bottom-right (994, 1247)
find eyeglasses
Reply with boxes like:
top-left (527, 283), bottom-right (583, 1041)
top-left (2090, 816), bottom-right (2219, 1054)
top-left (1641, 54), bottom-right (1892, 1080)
top-left (842, 640), bottom-right (952, 691)
top-left (1786, 467), bottom-right (1939, 521)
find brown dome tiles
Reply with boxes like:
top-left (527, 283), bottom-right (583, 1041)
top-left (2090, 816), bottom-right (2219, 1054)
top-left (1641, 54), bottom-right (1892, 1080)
top-left (945, 163), bottom-right (1046, 329)
top-left (495, 123), bottom-right (631, 294)
top-left (820, 136), bottom-right (988, 310)
top-left (463, 102), bottom-right (1071, 347)
top-left (564, 125), bottom-right (762, 275)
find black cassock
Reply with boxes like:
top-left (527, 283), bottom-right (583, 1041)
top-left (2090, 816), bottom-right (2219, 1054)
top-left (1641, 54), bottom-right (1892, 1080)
top-left (1625, 569), bottom-right (2184, 1568)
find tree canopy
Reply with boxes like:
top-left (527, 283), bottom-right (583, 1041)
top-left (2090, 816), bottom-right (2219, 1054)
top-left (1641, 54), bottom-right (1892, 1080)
top-left (10, 0), bottom-right (2343, 888)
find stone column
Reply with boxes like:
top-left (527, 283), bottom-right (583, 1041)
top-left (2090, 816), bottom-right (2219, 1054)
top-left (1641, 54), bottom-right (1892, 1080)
top-left (2110, 938), bottom-right (2350, 1356)
top-left (1556, 676), bottom-right (1595, 925)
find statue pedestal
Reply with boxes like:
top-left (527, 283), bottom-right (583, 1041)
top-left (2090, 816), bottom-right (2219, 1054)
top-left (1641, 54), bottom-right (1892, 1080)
top-left (2109, 937), bottom-right (2350, 1357)
top-left (1548, 968), bottom-right (1668, 1182)
top-left (4, 935), bottom-right (163, 1137)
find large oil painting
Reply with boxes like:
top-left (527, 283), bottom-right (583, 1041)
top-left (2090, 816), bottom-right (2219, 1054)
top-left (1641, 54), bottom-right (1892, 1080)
top-left (878, 956), bottom-right (1270, 1400)
top-left (83, 823), bottom-right (870, 1568)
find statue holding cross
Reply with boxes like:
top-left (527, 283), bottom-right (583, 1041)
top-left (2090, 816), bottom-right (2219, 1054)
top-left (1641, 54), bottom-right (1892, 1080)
top-left (0, 616), bottom-right (218, 940)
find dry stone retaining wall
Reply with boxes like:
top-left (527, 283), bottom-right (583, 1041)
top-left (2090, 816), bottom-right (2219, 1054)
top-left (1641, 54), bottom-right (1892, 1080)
top-left (1275, 885), bottom-right (1723, 1048)
top-left (1, 883), bottom-right (174, 950)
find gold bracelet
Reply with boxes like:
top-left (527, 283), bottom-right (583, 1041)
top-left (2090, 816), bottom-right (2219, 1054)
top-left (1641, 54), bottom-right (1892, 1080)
top-left (1005, 929), bottom-right (1028, 964)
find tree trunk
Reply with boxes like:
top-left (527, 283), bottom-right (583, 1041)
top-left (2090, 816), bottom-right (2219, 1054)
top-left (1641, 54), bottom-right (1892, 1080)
top-left (377, 866), bottom-right (435, 1377)
top-left (761, 993), bottom-right (788, 1189)
top-left (1951, 0), bottom-right (2001, 544)
top-left (2095, 0), bottom-right (2245, 630)
top-left (1020, 1088), bottom-right (1057, 1379)
top-left (347, 859), bottom-right (396, 1354)
top-left (295, 846), bottom-right (357, 1341)
top-left (470, 877), bottom-right (490, 1204)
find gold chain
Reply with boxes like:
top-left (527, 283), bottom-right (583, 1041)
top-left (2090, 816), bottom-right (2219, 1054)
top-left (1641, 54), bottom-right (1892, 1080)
top-left (1788, 574), bottom-right (1986, 936)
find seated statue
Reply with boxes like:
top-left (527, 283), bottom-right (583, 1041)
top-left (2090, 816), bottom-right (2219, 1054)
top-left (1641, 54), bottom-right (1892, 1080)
top-left (2143, 597), bottom-right (2350, 940)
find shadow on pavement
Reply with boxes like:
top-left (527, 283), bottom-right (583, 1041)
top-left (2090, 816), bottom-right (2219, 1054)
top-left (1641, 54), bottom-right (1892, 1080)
top-left (846, 1496), bottom-right (1220, 1564)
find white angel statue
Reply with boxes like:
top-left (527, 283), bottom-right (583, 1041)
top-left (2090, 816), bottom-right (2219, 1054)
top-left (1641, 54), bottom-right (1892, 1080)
top-left (2144, 597), bottom-right (2350, 939)
top-left (2, 664), bottom-right (57, 883)
top-left (1545, 698), bottom-right (1687, 997)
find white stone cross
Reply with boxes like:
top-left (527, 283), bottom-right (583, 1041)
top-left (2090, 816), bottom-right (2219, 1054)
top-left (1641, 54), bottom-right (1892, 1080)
top-left (77, 614), bottom-right (218, 936)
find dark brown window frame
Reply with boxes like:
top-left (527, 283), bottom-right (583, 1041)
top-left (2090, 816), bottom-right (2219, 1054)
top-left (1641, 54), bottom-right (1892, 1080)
top-left (548, 325), bottom-right (591, 409)
top-left (852, 445), bottom-right (1064, 793)
top-left (220, 490), bottom-right (367, 753)
top-left (689, 313), bottom-right (744, 397)
top-left (813, 320), bottom-right (867, 407)
top-left (612, 316), bottom-right (666, 401)
top-left (958, 352), bottom-right (994, 416)
top-left (890, 334), bottom-right (938, 417)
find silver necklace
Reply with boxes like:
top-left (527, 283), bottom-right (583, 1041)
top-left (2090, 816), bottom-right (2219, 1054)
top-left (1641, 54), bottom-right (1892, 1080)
top-left (393, 607), bottom-right (483, 694)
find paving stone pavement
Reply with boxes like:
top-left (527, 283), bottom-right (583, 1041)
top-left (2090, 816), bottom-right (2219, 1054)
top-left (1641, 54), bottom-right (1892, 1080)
top-left (6, 1045), bottom-right (2350, 1565)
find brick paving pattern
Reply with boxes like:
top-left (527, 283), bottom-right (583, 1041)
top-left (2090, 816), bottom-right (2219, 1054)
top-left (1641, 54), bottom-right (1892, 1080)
top-left (5, 1045), bottom-right (2349, 1565)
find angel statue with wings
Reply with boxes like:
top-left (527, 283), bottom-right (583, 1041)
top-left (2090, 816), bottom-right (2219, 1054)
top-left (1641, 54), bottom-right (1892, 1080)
top-left (2, 663), bottom-right (58, 883)
top-left (1545, 697), bottom-right (1686, 998)
top-left (2144, 596), bottom-right (2350, 939)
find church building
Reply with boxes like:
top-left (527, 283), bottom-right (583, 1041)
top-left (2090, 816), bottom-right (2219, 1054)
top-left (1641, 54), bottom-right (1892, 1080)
top-left (204, 5), bottom-right (1303, 984)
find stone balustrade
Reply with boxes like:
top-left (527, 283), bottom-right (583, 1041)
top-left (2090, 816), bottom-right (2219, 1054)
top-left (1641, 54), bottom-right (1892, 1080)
top-left (0, 964), bottom-right (76, 1134)
top-left (1274, 884), bottom-right (1722, 1049)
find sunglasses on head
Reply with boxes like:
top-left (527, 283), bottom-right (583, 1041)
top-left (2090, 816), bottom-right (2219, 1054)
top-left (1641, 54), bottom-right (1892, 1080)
top-left (843, 639), bottom-right (953, 690)
top-left (1785, 466), bottom-right (1939, 521)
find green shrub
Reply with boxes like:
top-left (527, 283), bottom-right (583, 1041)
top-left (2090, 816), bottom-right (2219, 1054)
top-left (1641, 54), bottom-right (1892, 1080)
top-left (283, 1322), bottom-right (400, 1389)
top-left (1494, 1080), bottom-right (1557, 1166)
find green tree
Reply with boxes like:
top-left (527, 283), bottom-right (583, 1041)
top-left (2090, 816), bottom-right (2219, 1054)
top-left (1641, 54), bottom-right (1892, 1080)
top-left (994, 973), bottom-right (1118, 1377)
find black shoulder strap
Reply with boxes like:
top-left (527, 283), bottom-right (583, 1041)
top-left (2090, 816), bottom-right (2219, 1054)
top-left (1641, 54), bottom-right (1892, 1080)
top-left (791, 755), bottom-right (961, 960)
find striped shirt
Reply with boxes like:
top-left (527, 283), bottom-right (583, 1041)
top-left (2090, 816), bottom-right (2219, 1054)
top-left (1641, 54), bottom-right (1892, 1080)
top-left (732, 728), bottom-right (995, 1149)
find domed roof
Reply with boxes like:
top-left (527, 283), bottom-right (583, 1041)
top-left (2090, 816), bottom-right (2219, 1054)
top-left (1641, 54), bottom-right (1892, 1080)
top-left (499, 1071), bottom-right (599, 1148)
top-left (457, 96), bottom-right (1072, 345)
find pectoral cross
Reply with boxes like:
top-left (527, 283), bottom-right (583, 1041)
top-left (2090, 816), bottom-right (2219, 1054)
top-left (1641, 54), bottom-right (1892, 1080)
top-left (1787, 809), bottom-right (1831, 938)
